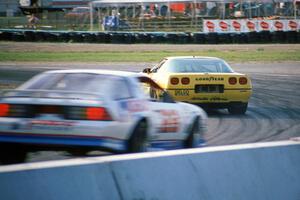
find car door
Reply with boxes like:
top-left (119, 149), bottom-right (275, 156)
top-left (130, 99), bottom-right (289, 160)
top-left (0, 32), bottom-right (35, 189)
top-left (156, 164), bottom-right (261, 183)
top-left (137, 76), bottom-right (187, 148)
top-left (108, 77), bottom-right (138, 140)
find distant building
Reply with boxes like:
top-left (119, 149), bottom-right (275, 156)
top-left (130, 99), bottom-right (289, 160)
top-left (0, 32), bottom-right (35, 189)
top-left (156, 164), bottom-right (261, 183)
top-left (0, 0), bottom-right (20, 16)
top-left (18, 0), bottom-right (91, 14)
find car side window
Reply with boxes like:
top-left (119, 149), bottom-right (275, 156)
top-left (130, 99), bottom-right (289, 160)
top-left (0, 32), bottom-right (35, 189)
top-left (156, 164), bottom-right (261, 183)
top-left (111, 78), bottom-right (133, 100)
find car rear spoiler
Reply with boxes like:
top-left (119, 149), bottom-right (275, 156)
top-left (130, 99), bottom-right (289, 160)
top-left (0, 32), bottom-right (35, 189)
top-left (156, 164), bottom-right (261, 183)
top-left (0, 89), bottom-right (103, 101)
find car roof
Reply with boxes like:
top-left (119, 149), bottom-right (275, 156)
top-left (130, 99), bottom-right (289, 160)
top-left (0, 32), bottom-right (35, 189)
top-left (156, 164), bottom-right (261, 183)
top-left (44, 69), bottom-right (142, 78)
top-left (165, 56), bottom-right (222, 60)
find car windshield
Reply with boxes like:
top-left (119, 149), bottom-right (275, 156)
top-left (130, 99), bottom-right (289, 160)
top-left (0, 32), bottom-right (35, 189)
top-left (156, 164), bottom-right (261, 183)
top-left (19, 73), bottom-right (112, 93)
top-left (163, 58), bottom-right (234, 73)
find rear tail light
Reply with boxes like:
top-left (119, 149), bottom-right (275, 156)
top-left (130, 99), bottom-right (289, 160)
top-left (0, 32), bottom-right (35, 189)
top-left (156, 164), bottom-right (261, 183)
top-left (181, 77), bottom-right (190, 85)
top-left (0, 104), bottom-right (112, 121)
top-left (86, 107), bottom-right (112, 121)
top-left (66, 106), bottom-right (112, 121)
top-left (170, 77), bottom-right (179, 85)
top-left (239, 77), bottom-right (248, 85)
top-left (0, 104), bottom-right (32, 118)
top-left (0, 104), bottom-right (9, 117)
top-left (228, 77), bottom-right (237, 85)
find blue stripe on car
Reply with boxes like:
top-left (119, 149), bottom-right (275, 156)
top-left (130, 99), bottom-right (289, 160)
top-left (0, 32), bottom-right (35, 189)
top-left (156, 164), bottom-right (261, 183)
top-left (0, 134), bottom-right (126, 151)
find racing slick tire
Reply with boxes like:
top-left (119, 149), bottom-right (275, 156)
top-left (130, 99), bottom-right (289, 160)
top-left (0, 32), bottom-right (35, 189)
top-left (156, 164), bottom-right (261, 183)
top-left (228, 103), bottom-right (248, 115)
top-left (184, 119), bottom-right (200, 148)
top-left (0, 143), bottom-right (27, 164)
top-left (127, 120), bottom-right (148, 153)
top-left (68, 149), bottom-right (90, 157)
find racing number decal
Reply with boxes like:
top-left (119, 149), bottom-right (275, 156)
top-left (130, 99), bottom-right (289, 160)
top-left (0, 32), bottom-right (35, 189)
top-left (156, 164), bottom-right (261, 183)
top-left (158, 110), bottom-right (179, 133)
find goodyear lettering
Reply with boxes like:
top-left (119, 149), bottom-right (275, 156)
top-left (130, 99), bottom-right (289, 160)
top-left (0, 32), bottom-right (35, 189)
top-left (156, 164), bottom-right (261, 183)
top-left (175, 89), bottom-right (189, 96)
top-left (196, 77), bottom-right (224, 81)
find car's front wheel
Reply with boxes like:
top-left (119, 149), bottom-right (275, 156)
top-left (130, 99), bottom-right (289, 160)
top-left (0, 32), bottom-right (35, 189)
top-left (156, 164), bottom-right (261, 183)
top-left (127, 120), bottom-right (148, 153)
top-left (184, 120), bottom-right (201, 148)
top-left (68, 149), bottom-right (90, 157)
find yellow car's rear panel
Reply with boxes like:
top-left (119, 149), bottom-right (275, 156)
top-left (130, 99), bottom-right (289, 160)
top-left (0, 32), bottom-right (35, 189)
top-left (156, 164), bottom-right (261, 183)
top-left (153, 73), bottom-right (252, 104)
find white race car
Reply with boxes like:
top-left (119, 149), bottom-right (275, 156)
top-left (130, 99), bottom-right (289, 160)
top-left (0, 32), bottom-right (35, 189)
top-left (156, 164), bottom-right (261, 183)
top-left (0, 70), bottom-right (207, 164)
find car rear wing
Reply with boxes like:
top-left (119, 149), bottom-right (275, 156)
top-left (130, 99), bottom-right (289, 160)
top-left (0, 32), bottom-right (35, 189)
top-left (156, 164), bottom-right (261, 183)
top-left (0, 89), bottom-right (103, 101)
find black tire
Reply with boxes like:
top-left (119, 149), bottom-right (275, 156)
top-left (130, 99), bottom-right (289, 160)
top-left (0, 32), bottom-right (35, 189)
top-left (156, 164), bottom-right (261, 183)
top-left (0, 143), bottom-right (27, 164)
top-left (228, 103), bottom-right (248, 115)
top-left (127, 121), bottom-right (148, 153)
top-left (68, 149), bottom-right (89, 157)
top-left (184, 120), bottom-right (200, 148)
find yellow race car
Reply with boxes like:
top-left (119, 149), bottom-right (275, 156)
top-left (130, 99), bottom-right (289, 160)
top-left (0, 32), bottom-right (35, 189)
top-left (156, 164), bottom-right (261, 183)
top-left (143, 56), bottom-right (252, 114)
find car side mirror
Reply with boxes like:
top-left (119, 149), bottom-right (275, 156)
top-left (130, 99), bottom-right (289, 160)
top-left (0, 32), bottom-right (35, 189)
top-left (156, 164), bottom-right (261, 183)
top-left (143, 68), bottom-right (151, 74)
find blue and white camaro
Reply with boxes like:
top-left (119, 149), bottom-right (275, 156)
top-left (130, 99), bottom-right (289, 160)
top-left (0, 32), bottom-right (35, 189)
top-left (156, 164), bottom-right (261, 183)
top-left (0, 70), bottom-right (207, 163)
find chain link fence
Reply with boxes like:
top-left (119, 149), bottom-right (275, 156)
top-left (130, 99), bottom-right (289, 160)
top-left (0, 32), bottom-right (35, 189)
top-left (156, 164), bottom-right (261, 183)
top-left (1, 1), bottom-right (298, 32)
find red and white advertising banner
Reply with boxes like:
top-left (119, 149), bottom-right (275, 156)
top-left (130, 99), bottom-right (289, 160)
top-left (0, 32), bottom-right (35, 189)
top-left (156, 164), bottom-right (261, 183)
top-left (244, 20), bottom-right (258, 32)
top-left (273, 20), bottom-right (286, 31)
top-left (204, 20), bottom-right (233, 33)
top-left (231, 20), bottom-right (244, 32)
top-left (286, 20), bottom-right (299, 31)
top-left (257, 20), bottom-right (272, 32)
top-left (203, 19), bottom-right (300, 33)
top-left (217, 20), bottom-right (231, 32)
top-left (204, 20), bottom-right (217, 33)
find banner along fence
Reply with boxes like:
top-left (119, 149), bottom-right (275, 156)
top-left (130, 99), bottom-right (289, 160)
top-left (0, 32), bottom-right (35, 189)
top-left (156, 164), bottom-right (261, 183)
top-left (203, 19), bottom-right (300, 33)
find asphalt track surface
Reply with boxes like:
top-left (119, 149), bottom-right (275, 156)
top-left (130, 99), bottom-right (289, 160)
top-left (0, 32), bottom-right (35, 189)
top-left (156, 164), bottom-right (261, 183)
top-left (0, 62), bottom-right (299, 162)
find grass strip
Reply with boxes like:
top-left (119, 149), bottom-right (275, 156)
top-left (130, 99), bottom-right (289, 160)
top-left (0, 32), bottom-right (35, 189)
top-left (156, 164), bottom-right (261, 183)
top-left (0, 50), bottom-right (299, 62)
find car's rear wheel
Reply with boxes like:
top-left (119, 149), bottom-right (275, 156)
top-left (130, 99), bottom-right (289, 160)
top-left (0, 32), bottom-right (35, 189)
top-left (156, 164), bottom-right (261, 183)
top-left (184, 120), bottom-right (200, 148)
top-left (127, 120), bottom-right (148, 153)
top-left (68, 149), bottom-right (90, 157)
top-left (0, 143), bottom-right (27, 164)
top-left (228, 103), bottom-right (248, 115)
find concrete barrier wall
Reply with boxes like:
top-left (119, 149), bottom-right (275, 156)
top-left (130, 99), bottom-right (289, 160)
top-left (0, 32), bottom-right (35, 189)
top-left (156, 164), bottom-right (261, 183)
top-left (0, 164), bottom-right (121, 200)
top-left (0, 140), bottom-right (299, 200)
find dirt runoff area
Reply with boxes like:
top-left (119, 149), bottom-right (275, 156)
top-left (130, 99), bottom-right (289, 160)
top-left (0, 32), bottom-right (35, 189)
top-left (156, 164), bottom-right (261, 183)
top-left (1, 42), bottom-right (300, 52)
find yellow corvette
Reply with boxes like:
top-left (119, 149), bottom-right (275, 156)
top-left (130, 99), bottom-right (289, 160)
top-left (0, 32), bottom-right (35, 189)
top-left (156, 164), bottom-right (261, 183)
top-left (143, 56), bottom-right (252, 114)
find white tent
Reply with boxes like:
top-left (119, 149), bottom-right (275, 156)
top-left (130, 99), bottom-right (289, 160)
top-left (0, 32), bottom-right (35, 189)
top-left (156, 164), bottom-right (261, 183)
top-left (92, 0), bottom-right (222, 7)
top-left (92, 0), bottom-right (295, 5)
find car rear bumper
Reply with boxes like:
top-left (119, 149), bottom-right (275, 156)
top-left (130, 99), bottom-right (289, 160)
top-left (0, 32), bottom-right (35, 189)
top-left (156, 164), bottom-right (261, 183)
top-left (0, 131), bottom-right (127, 152)
top-left (0, 118), bottom-right (129, 152)
top-left (167, 88), bottom-right (252, 104)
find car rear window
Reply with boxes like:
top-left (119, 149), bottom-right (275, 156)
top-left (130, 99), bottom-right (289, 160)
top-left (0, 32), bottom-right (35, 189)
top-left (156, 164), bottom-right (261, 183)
top-left (19, 73), bottom-right (113, 93)
top-left (164, 59), bottom-right (234, 73)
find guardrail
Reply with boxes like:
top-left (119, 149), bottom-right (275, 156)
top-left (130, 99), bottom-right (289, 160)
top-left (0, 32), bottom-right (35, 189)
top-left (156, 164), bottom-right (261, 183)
top-left (1, 29), bottom-right (299, 44)
top-left (0, 140), bottom-right (299, 200)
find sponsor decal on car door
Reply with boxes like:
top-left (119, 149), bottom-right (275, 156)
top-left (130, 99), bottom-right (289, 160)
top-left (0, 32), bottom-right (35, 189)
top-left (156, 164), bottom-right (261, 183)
top-left (150, 102), bottom-right (185, 141)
